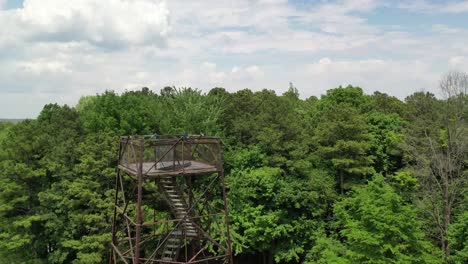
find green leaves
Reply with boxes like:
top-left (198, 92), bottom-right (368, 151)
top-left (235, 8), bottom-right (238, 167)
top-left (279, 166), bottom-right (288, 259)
top-left (331, 175), bottom-right (442, 264)
top-left (313, 87), bottom-right (375, 193)
top-left (448, 211), bottom-right (468, 264)
top-left (159, 88), bottom-right (226, 135)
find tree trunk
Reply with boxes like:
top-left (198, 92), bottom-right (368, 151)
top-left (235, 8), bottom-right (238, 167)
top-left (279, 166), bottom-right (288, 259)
top-left (443, 174), bottom-right (451, 256)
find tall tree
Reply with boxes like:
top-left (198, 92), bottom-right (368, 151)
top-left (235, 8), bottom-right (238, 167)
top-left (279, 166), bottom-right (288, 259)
top-left (313, 87), bottom-right (375, 194)
top-left (405, 72), bottom-right (468, 257)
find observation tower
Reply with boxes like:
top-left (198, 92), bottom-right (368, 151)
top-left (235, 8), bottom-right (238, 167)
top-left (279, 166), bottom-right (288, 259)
top-left (110, 135), bottom-right (233, 263)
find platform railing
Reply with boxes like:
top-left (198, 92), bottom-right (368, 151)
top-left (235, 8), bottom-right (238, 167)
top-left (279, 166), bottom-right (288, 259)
top-left (118, 136), bottom-right (222, 176)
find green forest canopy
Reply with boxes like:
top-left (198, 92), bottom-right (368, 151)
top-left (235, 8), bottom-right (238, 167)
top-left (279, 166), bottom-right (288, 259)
top-left (0, 73), bottom-right (467, 263)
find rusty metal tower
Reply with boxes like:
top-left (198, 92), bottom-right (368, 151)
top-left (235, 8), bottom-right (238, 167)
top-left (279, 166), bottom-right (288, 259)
top-left (110, 135), bottom-right (233, 263)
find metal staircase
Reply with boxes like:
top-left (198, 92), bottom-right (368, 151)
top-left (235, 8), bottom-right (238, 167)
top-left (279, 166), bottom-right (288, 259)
top-left (159, 175), bottom-right (198, 261)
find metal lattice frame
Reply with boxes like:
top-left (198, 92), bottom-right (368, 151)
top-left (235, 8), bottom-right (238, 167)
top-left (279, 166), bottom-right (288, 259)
top-left (110, 135), bottom-right (233, 264)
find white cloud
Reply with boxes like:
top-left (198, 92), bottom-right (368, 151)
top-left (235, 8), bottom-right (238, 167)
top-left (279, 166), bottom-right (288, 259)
top-left (245, 65), bottom-right (265, 80)
top-left (432, 24), bottom-right (463, 34)
top-left (0, 0), bottom-right (170, 48)
top-left (201, 62), bottom-right (226, 84)
top-left (230, 65), bottom-right (265, 82)
top-left (18, 59), bottom-right (71, 75)
top-left (305, 57), bottom-right (438, 98)
top-left (449, 56), bottom-right (468, 71)
top-left (168, 63), bottom-right (266, 89)
top-left (0, 0), bottom-right (466, 118)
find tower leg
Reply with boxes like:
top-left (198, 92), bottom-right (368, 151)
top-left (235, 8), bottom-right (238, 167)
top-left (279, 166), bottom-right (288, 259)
top-left (135, 143), bottom-right (144, 263)
top-left (221, 170), bottom-right (234, 263)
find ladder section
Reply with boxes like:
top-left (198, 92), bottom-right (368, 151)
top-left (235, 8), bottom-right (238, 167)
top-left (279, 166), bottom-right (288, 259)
top-left (159, 175), bottom-right (198, 237)
top-left (158, 175), bottom-right (198, 262)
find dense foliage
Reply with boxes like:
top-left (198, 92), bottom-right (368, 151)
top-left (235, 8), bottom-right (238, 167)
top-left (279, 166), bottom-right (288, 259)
top-left (0, 78), bottom-right (466, 263)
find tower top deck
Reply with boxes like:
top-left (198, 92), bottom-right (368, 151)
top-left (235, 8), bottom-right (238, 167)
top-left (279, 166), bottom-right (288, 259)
top-left (118, 135), bottom-right (222, 177)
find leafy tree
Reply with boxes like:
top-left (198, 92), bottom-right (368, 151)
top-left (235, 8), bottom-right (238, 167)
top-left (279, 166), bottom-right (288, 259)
top-left (313, 87), bottom-right (375, 194)
top-left (227, 146), bottom-right (336, 263)
top-left (404, 72), bottom-right (468, 257)
top-left (38, 131), bottom-right (116, 263)
top-left (159, 87), bottom-right (226, 135)
top-left (0, 119), bottom-right (47, 262)
top-left (331, 175), bottom-right (442, 263)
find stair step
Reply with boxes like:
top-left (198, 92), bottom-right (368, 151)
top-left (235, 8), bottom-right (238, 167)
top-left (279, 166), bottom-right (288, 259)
top-left (166, 244), bottom-right (179, 248)
top-left (169, 230), bottom-right (197, 236)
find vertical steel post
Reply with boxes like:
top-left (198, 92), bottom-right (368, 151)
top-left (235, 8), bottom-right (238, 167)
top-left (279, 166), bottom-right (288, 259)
top-left (134, 140), bottom-right (144, 263)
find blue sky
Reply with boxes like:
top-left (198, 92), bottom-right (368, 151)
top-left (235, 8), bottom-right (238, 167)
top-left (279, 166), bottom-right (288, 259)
top-left (1, 0), bottom-right (468, 118)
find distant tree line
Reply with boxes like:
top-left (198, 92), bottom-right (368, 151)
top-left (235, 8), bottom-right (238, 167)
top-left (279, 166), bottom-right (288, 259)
top-left (0, 72), bottom-right (466, 263)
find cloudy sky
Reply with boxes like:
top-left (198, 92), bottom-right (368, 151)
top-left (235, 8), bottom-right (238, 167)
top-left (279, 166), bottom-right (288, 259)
top-left (1, 0), bottom-right (468, 118)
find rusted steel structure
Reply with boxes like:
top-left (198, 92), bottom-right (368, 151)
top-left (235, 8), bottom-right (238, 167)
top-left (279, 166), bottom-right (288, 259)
top-left (110, 135), bottom-right (233, 264)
